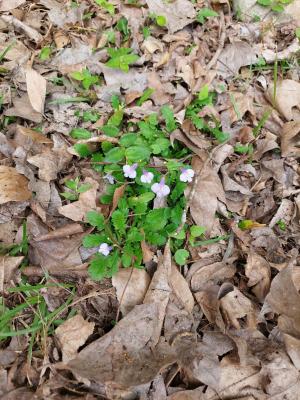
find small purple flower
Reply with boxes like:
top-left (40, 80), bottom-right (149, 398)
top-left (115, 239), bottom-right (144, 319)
top-left (180, 168), bottom-right (195, 183)
top-left (104, 173), bottom-right (115, 184)
top-left (151, 178), bottom-right (170, 198)
top-left (98, 243), bottom-right (112, 256)
top-left (123, 163), bottom-right (138, 179)
top-left (141, 170), bottom-right (154, 184)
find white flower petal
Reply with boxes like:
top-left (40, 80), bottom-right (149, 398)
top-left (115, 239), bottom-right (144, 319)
top-left (151, 182), bottom-right (160, 194)
top-left (161, 185), bottom-right (170, 197)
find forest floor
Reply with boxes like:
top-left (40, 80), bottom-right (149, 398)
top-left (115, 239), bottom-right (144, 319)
top-left (0, 0), bottom-right (300, 399)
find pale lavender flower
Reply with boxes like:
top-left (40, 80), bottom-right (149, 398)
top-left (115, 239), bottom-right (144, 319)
top-left (151, 178), bottom-right (170, 198)
top-left (98, 243), bottom-right (112, 256)
top-left (104, 173), bottom-right (115, 184)
top-left (179, 168), bottom-right (195, 183)
top-left (123, 163), bottom-right (138, 179)
top-left (141, 170), bottom-right (154, 184)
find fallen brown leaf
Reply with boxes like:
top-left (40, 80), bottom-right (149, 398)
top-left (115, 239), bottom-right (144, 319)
top-left (281, 121), bottom-right (300, 158)
top-left (55, 315), bottom-right (95, 363)
top-left (26, 68), bottom-right (47, 114)
top-left (58, 178), bottom-right (99, 222)
top-left (112, 268), bottom-right (151, 315)
top-left (267, 79), bottom-right (300, 120)
top-left (0, 256), bottom-right (24, 292)
top-left (4, 94), bottom-right (43, 123)
top-left (0, 166), bottom-right (31, 204)
top-left (16, 125), bottom-right (52, 145)
top-left (189, 157), bottom-right (227, 234)
top-left (0, 0), bottom-right (25, 11)
top-left (146, 0), bottom-right (196, 34)
top-left (245, 250), bottom-right (271, 301)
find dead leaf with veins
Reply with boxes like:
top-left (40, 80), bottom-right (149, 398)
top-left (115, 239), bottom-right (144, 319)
top-left (112, 268), bottom-right (151, 316)
top-left (0, 166), bottom-right (31, 205)
top-left (4, 94), bottom-right (43, 123)
top-left (245, 250), bottom-right (271, 301)
top-left (55, 315), bottom-right (95, 363)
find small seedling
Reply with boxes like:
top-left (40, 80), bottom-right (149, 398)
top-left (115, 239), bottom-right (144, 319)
top-left (94, 0), bottom-right (115, 15)
top-left (196, 8), bottom-right (218, 24)
top-left (276, 219), bottom-right (286, 230)
top-left (136, 88), bottom-right (154, 106)
top-left (234, 143), bottom-right (254, 155)
top-left (116, 17), bottom-right (130, 41)
top-left (149, 13), bottom-right (167, 27)
top-left (60, 177), bottom-right (92, 201)
top-left (142, 26), bottom-right (151, 39)
top-left (70, 68), bottom-right (99, 90)
top-left (105, 48), bottom-right (139, 72)
top-left (39, 46), bottom-right (52, 61)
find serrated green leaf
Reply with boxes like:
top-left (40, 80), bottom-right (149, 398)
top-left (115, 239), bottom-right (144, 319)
top-left (86, 211), bottom-right (105, 229)
top-left (70, 128), bottom-right (92, 139)
top-left (174, 249), bottom-right (189, 265)
top-left (197, 7), bottom-right (218, 24)
top-left (104, 147), bottom-right (125, 162)
top-left (111, 210), bottom-right (127, 233)
top-left (146, 231), bottom-right (167, 246)
top-left (125, 146), bottom-right (151, 162)
top-left (70, 71), bottom-right (84, 81)
top-left (108, 109), bottom-right (123, 126)
top-left (161, 105), bottom-right (177, 132)
top-left (151, 138), bottom-right (170, 154)
top-left (120, 133), bottom-right (137, 147)
top-left (127, 227), bottom-right (143, 242)
top-left (100, 124), bottom-right (119, 137)
top-left (88, 250), bottom-right (119, 280)
top-left (145, 208), bottom-right (169, 232)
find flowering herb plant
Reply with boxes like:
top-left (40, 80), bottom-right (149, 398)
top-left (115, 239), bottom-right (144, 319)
top-left (78, 101), bottom-right (207, 280)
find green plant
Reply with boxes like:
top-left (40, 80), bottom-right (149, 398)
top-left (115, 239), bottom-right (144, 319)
top-left (136, 88), bottom-right (154, 106)
top-left (185, 85), bottom-right (230, 143)
top-left (39, 46), bottom-right (52, 61)
top-left (256, 0), bottom-right (292, 12)
top-left (149, 13), bottom-right (167, 27)
top-left (70, 68), bottom-right (99, 90)
top-left (60, 177), bottom-right (92, 201)
top-left (94, 0), bottom-right (115, 14)
top-left (296, 27), bottom-right (300, 40)
top-left (105, 48), bottom-right (139, 72)
top-left (196, 8), bottom-right (218, 24)
top-left (116, 17), bottom-right (130, 41)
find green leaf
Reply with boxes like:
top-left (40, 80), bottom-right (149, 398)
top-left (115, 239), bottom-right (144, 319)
top-left (86, 211), bottom-right (105, 229)
top-left (142, 27), bottom-right (151, 39)
top-left (161, 105), bottom-right (177, 132)
top-left (100, 125), bottom-right (119, 137)
top-left (39, 46), bottom-right (51, 61)
top-left (127, 227), bottom-right (143, 242)
top-left (151, 138), bottom-right (170, 154)
top-left (73, 143), bottom-right (92, 157)
top-left (190, 225), bottom-right (206, 237)
top-left (105, 48), bottom-right (139, 72)
top-left (70, 71), bottom-right (84, 81)
top-left (145, 208), bottom-right (169, 232)
top-left (156, 15), bottom-right (167, 26)
top-left (146, 231), bottom-right (167, 246)
top-left (121, 251), bottom-right (132, 267)
top-left (198, 84), bottom-right (209, 101)
top-left (104, 147), bottom-right (125, 162)
top-left (65, 179), bottom-right (77, 191)
top-left (271, 3), bottom-right (284, 12)
top-left (256, 0), bottom-right (272, 5)
top-left (83, 233), bottom-right (106, 247)
top-left (88, 251), bottom-right (119, 281)
top-left (197, 7), bottom-right (218, 24)
top-left (136, 88), bottom-right (154, 106)
top-left (170, 229), bottom-right (186, 240)
top-left (210, 128), bottom-right (229, 143)
top-left (108, 109), bottom-right (124, 126)
top-left (94, 0), bottom-right (115, 14)
top-left (125, 145), bottom-right (151, 162)
top-left (234, 143), bottom-right (253, 154)
top-left (111, 210), bottom-right (127, 233)
top-left (60, 192), bottom-right (78, 201)
top-left (174, 249), bottom-right (189, 265)
top-left (78, 183), bottom-right (92, 193)
top-left (70, 128), bottom-right (92, 139)
top-left (120, 133), bottom-right (137, 147)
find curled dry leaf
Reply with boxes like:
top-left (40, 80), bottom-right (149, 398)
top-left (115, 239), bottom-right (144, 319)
top-left (16, 125), bottom-right (53, 145)
top-left (25, 68), bottom-right (47, 114)
top-left (216, 42), bottom-right (258, 78)
top-left (191, 260), bottom-right (236, 292)
top-left (0, 166), bottom-right (31, 205)
top-left (245, 250), bottom-right (271, 302)
top-left (27, 146), bottom-right (72, 182)
top-left (55, 315), bottom-right (95, 363)
top-left (112, 268), bottom-right (151, 316)
top-left (281, 121), bottom-right (300, 158)
top-left (145, 0), bottom-right (196, 34)
top-left (58, 178), bottom-right (100, 222)
top-left (267, 79), bottom-right (300, 121)
top-left (189, 157), bottom-right (227, 234)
